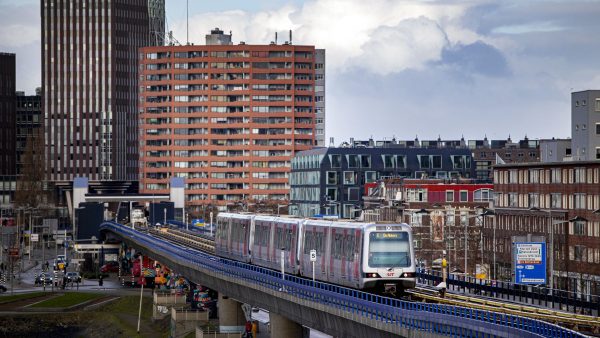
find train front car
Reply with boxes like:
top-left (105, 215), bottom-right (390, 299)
top-left (361, 223), bottom-right (416, 296)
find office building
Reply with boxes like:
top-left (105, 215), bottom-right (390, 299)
top-left (15, 90), bottom-right (42, 176)
top-left (0, 53), bottom-right (16, 205)
top-left (0, 53), bottom-right (16, 177)
top-left (42, 0), bottom-right (165, 182)
top-left (571, 90), bottom-right (600, 161)
top-left (139, 29), bottom-right (325, 211)
top-left (290, 141), bottom-right (475, 218)
top-left (492, 161), bottom-right (600, 293)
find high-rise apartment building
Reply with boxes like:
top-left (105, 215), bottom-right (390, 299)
top-left (314, 49), bottom-right (325, 146)
top-left (42, 0), bottom-right (165, 182)
top-left (139, 29), bottom-right (325, 210)
top-left (571, 90), bottom-right (600, 161)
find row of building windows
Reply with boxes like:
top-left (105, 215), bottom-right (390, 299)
top-left (495, 216), bottom-right (600, 238)
top-left (496, 192), bottom-right (600, 210)
top-left (495, 167), bottom-right (600, 185)
top-left (145, 51), bottom-right (315, 59)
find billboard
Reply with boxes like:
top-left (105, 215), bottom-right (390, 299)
top-left (192, 219), bottom-right (205, 227)
top-left (514, 242), bottom-right (546, 284)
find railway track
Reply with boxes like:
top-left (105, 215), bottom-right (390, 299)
top-left (149, 227), bottom-right (215, 253)
top-left (409, 286), bottom-right (600, 335)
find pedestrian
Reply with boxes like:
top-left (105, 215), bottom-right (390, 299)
top-left (243, 321), bottom-right (252, 338)
top-left (251, 321), bottom-right (258, 337)
top-left (99, 274), bottom-right (104, 287)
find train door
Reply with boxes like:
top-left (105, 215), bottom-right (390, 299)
top-left (317, 225), bottom-right (332, 281)
top-left (329, 227), bottom-right (341, 284)
top-left (242, 217), bottom-right (251, 262)
top-left (248, 217), bottom-right (256, 262)
top-left (252, 219), bottom-right (270, 266)
top-left (352, 228), bottom-right (362, 285)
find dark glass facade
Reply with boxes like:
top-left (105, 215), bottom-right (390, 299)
top-left (42, 0), bottom-right (165, 181)
top-left (290, 146), bottom-right (476, 218)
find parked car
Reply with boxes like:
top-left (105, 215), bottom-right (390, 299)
top-left (34, 272), bottom-right (53, 285)
top-left (100, 261), bottom-right (119, 273)
top-left (0, 284), bottom-right (7, 293)
top-left (66, 272), bottom-right (82, 283)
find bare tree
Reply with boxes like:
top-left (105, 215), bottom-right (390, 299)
top-left (14, 128), bottom-right (47, 208)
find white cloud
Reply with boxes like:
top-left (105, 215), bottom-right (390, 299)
top-left (174, 0), bottom-right (479, 75)
top-left (354, 17), bottom-right (449, 74)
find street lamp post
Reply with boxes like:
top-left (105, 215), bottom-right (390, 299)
top-left (529, 207), bottom-right (586, 291)
top-left (403, 208), bottom-right (429, 268)
top-left (479, 209), bottom-right (496, 279)
top-left (461, 211), bottom-right (485, 276)
top-left (0, 208), bottom-right (4, 266)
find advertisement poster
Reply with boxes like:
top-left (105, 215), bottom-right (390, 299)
top-left (431, 210), bottom-right (444, 242)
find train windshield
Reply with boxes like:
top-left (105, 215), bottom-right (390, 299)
top-left (368, 232), bottom-right (411, 268)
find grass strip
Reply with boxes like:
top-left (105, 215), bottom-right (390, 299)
top-left (0, 292), bottom-right (48, 304)
top-left (30, 292), bottom-right (103, 308)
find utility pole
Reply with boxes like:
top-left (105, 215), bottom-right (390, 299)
top-left (0, 209), bottom-right (4, 266)
top-left (28, 212), bottom-right (32, 262)
top-left (464, 215), bottom-right (468, 275)
top-left (63, 228), bottom-right (67, 258)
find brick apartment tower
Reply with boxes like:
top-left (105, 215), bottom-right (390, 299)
top-left (42, 0), bottom-right (165, 182)
top-left (139, 29), bottom-right (324, 210)
top-left (0, 53), bottom-right (16, 178)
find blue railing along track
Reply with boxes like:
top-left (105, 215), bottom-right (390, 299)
top-left (101, 221), bottom-right (586, 338)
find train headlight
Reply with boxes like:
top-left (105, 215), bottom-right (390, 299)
top-left (365, 273), bottom-right (379, 278)
top-left (401, 272), bottom-right (415, 278)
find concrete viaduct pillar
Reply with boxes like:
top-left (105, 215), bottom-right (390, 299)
top-left (270, 312), bottom-right (303, 338)
top-left (218, 294), bottom-right (246, 333)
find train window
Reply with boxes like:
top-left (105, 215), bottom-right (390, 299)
top-left (255, 224), bottom-right (262, 245)
top-left (333, 234), bottom-right (342, 259)
top-left (286, 230), bottom-right (291, 250)
top-left (303, 232), bottom-right (310, 254)
top-left (275, 228), bottom-right (281, 249)
top-left (316, 232), bottom-right (323, 254)
top-left (263, 225), bottom-right (270, 246)
top-left (346, 235), bottom-right (355, 261)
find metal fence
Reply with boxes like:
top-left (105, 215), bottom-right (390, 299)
top-left (418, 269), bottom-right (600, 317)
top-left (101, 221), bottom-right (586, 338)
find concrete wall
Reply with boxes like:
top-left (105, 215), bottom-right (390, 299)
top-left (571, 90), bottom-right (600, 160)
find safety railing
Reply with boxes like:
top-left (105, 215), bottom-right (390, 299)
top-left (418, 269), bottom-right (600, 317)
top-left (101, 221), bottom-right (586, 338)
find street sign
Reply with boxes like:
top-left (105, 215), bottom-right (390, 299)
top-left (310, 249), bottom-right (317, 262)
top-left (31, 234), bottom-right (39, 242)
top-left (514, 242), bottom-right (546, 285)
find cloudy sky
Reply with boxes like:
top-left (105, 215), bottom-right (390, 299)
top-left (1, 0), bottom-right (599, 143)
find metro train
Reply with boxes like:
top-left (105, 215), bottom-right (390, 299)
top-left (214, 213), bottom-right (416, 296)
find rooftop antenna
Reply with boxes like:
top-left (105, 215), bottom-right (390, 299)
top-left (186, 0), bottom-right (189, 45)
top-left (275, 32), bottom-right (278, 44)
top-left (289, 30), bottom-right (292, 44)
